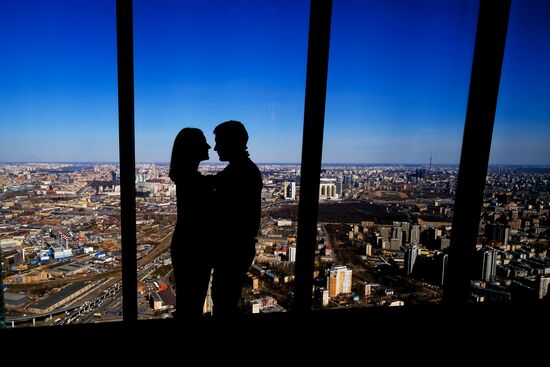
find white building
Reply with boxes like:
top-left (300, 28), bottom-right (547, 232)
top-left (283, 181), bottom-right (296, 200)
top-left (322, 290), bottom-right (329, 306)
top-left (327, 266), bottom-right (352, 297)
top-left (319, 178), bottom-right (339, 200)
top-left (288, 246), bottom-right (296, 262)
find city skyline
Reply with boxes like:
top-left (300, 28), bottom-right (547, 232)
top-left (1, 0), bottom-right (549, 164)
top-left (2, 161), bottom-right (550, 169)
top-left (2, 160), bottom-right (549, 324)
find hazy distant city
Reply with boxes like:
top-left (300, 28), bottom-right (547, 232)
top-left (1, 161), bottom-right (549, 327)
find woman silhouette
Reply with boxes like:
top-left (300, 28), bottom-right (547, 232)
top-left (169, 128), bottom-right (213, 318)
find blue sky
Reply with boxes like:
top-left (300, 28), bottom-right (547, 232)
top-left (0, 0), bottom-right (548, 164)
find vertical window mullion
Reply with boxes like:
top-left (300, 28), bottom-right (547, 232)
top-left (116, 0), bottom-right (138, 322)
top-left (295, 0), bottom-right (333, 313)
top-left (445, 0), bottom-right (511, 304)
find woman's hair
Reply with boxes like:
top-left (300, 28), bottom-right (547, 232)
top-left (169, 127), bottom-right (205, 183)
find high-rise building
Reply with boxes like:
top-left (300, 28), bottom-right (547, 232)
top-left (477, 247), bottom-right (497, 282)
top-left (336, 176), bottom-right (343, 196)
top-left (411, 251), bottom-right (448, 286)
top-left (327, 266), bottom-right (352, 297)
top-left (319, 178), bottom-right (338, 200)
top-left (420, 227), bottom-right (436, 248)
top-left (538, 276), bottom-right (550, 300)
top-left (389, 238), bottom-right (401, 251)
top-left (401, 222), bottom-right (411, 243)
top-left (246, 273), bottom-right (259, 291)
top-left (283, 181), bottom-right (296, 200)
top-left (343, 174), bottom-right (353, 188)
top-left (288, 245), bottom-right (296, 262)
top-left (380, 226), bottom-right (391, 242)
top-left (322, 290), bottom-right (329, 306)
top-left (485, 221), bottom-right (509, 245)
top-left (410, 225), bottom-right (421, 245)
top-left (405, 245), bottom-right (420, 276)
top-left (392, 226), bottom-right (403, 244)
top-left (251, 302), bottom-right (261, 314)
top-left (110, 170), bottom-right (117, 183)
top-left (439, 237), bottom-right (451, 250)
top-left (363, 283), bottom-right (373, 297)
top-left (365, 243), bottom-right (372, 256)
top-left (437, 252), bottom-right (449, 287)
top-left (203, 271), bottom-right (213, 315)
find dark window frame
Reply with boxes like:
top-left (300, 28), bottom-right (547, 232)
top-left (117, 0), bottom-right (138, 323)
top-left (444, 0), bottom-right (511, 304)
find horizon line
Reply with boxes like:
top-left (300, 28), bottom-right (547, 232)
top-left (2, 161), bottom-right (550, 167)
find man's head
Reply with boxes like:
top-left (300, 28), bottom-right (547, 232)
top-left (214, 120), bottom-right (249, 162)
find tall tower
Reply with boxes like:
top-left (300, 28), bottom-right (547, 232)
top-left (336, 176), bottom-right (343, 196)
top-left (485, 221), bottom-right (508, 245)
top-left (392, 225), bottom-right (403, 244)
top-left (203, 270), bottom-right (214, 315)
top-left (410, 225), bottom-right (421, 245)
top-left (401, 222), bottom-right (411, 243)
top-left (436, 252), bottom-right (449, 287)
top-left (283, 181), bottom-right (296, 200)
top-left (288, 245), bottom-right (297, 262)
top-left (327, 266), bottom-right (352, 297)
top-left (405, 245), bottom-right (421, 276)
top-left (538, 276), bottom-right (550, 300)
top-left (477, 247), bottom-right (497, 282)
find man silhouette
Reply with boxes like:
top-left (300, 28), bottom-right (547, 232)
top-left (211, 120), bottom-right (262, 317)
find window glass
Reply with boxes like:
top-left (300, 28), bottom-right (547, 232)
top-left (314, 0), bottom-right (479, 309)
top-left (134, 0), bottom-right (309, 318)
top-left (0, 0), bottom-right (120, 326)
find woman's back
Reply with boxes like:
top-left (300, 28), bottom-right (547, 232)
top-left (174, 170), bottom-right (212, 235)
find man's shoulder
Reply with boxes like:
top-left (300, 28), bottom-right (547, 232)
top-left (216, 159), bottom-right (262, 188)
top-left (223, 158), bottom-right (260, 174)
top-left (247, 159), bottom-right (261, 174)
top-left (245, 159), bottom-right (262, 185)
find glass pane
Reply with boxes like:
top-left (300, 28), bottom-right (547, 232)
top-left (314, 0), bottom-right (479, 310)
top-left (473, 0), bottom-right (550, 303)
top-left (134, 0), bottom-right (309, 318)
top-left (0, 1), bottom-right (120, 327)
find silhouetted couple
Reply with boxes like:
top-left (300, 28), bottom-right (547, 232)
top-left (169, 120), bottom-right (262, 319)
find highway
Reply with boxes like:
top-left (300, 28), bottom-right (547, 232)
top-left (5, 241), bottom-right (173, 327)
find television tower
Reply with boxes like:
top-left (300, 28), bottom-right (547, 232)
top-left (429, 151), bottom-right (432, 172)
